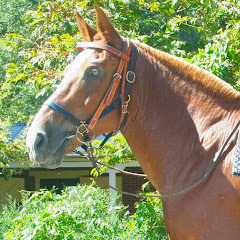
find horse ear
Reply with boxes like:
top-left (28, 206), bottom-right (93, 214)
top-left (75, 11), bottom-right (97, 41)
top-left (94, 5), bottom-right (122, 49)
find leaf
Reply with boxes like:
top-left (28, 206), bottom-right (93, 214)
top-left (43, 58), bottom-right (51, 69)
top-left (172, 0), bottom-right (178, 7)
top-left (146, 203), bottom-right (156, 216)
top-left (0, 143), bottom-right (7, 149)
top-left (82, 189), bottom-right (91, 198)
top-left (61, 50), bottom-right (68, 56)
top-left (136, 215), bottom-right (144, 228)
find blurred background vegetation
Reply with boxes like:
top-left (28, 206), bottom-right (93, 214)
top-left (1, 0), bottom-right (240, 172)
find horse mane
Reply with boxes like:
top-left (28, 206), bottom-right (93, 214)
top-left (135, 41), bottom-right (240, 102)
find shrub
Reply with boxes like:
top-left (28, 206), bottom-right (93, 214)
top-left (0, 183), bottom-right (167, 240)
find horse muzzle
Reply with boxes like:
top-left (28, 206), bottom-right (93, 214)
top-left (26, 123), bottom-right (73, 168)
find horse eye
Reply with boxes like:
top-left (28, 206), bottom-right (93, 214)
top-left (91, 69), bottom-right (99, 76)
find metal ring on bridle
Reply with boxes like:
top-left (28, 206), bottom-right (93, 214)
top-left (126, 71), bottom-right (135, 83)
top-left (76, 122), bottom-right (95, 144)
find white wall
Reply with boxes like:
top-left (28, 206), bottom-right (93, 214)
top-left (0, 177), bottom-right (24, 206)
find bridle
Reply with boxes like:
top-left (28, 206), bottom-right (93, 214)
top-left (45, 38), bottom-right (137, 147)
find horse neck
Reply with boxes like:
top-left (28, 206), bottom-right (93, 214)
top-left (122, 42), bottom-right (240, 193)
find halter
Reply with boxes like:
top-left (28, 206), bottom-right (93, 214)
top-left (45, 38), bottom-right (137, 147)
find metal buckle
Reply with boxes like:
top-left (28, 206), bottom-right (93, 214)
top-left (122, 105), bottom-right (128, 114)
top-left (126, 71), bottom-right (135, 83)
top-left (76, 121), bottom-right (89, 137)
top-left (113, 72), bottom-right (122, 79)
top-left (76, 122), bottom-right (95, 144)
top-left (66, 122), bottom-right (90, 140)
top-left (122, 95), bottom-right (130, 114)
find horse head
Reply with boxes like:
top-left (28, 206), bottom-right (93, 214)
top-left (26, 6), bottom-right (131, 168)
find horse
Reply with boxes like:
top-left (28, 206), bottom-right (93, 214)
top-left (26, 6), bottom-right (240, 240)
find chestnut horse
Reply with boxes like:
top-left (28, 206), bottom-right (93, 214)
top-left (26, 6), bottom-right (240, 239)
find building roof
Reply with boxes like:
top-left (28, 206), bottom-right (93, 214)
top-left (10, 123), bottom-right (26, 140)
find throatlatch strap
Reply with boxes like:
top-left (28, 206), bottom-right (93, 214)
top-left (125, 43), bottom-right (138, 96)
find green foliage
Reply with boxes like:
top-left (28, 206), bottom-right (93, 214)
top-left (92, 133), bottom-right (135, 175)
top-left (0, 196), bottom-right (19, 237)
top-left (0, 127), bottom-right (30, 178)
top-left (0, 184), bottom-right (167, 239)
top-left (189, 28), bottom-right (240, 88)
top-left (0, 0), bottom-right (79, 174)
top-left (134, 183), bottom-right (167, 240)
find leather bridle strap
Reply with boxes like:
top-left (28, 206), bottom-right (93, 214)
top-left (76, 42), bottom-right (130, 62)
top-left (96, 42), bottom-right (137, 148)
top-left (115, 40), bottom-right (132, 134)
top-left (81, 39), bottom-right (131, 131)
top-left (45, 38), bottom-right (135, 145)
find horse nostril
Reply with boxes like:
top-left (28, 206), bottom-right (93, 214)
top-left (34, 132), bottom-right (48, 153)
